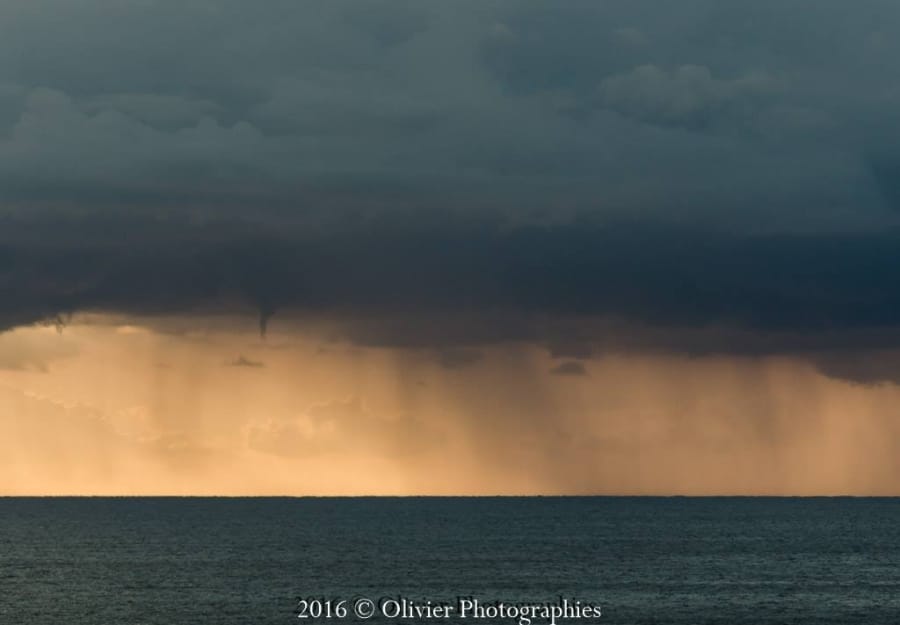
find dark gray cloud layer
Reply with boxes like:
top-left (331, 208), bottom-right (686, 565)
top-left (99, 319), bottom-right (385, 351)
top-left (1, 0), bottom-right (898, 227)
top-left (4, 216), bottom-right (900, 344)
top-left (4, 1), bottom-right (900, 382)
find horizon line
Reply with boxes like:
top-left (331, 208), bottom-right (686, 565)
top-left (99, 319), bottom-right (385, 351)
top-left (3, 494), bottom-right (900, 499)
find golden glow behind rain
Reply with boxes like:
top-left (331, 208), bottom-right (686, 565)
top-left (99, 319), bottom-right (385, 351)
top-left (2, 316), bottom-right (900, 495)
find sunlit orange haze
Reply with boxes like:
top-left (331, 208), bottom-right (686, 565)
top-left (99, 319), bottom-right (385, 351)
top-left (2, 315), bottom-right (899, 496)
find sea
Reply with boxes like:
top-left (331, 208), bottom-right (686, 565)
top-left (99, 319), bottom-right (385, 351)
top-left (2, 497), bottom-right (899, 624)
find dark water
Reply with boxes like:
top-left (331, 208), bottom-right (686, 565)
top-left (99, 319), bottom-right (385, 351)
top-left (2, 498), bottom-right (900, 624)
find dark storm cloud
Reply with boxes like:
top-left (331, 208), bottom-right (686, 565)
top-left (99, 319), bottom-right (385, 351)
top-left (5, 216), bottom-right (900, 347)
top-left (3, 1), bottom-right (900, 382)
top-left (810, 352), bottom-right (900, 386)
top-left (437, 349), bottom-right (484, 370)
top-left (867, 150), bottom-right (900, 212)
top-left (0, 0), bottom-right (897, 225)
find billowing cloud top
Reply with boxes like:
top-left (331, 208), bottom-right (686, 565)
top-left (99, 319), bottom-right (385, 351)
top-left (3, 0), bottom-right (900, 379)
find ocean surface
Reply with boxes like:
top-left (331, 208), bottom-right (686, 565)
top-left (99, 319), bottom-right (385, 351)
top-left (2, 497), bottom-right (899, 624)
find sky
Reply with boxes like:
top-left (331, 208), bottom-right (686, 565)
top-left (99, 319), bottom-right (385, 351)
top-left (3, 1), bottom-right (900, 494)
